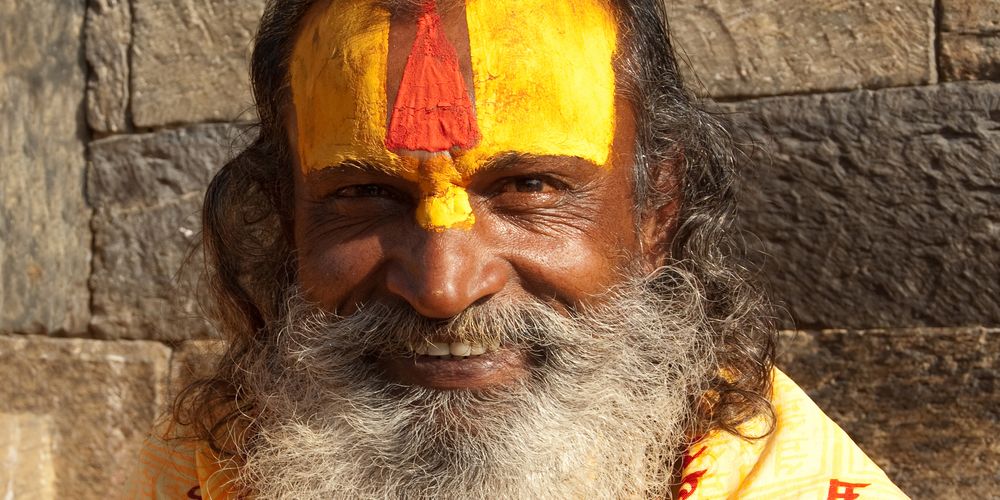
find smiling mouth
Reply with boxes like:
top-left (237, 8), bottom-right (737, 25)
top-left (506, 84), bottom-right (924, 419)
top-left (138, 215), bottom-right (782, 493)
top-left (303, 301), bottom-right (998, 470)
top-left (380, 339), bottom-right (530, 390)
top-left (412, 340), bottom-right (489, 358)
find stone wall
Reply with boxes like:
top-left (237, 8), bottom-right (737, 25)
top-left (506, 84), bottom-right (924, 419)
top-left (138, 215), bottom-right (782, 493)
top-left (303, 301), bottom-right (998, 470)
top-left (0, 0), bottom-right (996, 497)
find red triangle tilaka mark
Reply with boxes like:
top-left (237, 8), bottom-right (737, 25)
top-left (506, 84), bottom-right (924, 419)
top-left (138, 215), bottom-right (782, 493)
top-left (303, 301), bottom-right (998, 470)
top-left (385, 2), bottom-right (480, 152)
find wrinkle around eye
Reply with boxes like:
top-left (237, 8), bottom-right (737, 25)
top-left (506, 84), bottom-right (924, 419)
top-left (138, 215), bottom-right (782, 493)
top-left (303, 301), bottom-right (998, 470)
top-left (486, 194), bottom-right (602, 238)
top-left (497, 208), bottom-right (600, 239)
top-left (300, 197), bottom-right (405, 245)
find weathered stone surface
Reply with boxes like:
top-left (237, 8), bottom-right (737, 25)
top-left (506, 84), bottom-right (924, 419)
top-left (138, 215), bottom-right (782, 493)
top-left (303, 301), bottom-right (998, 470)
top-left (89, 123), bottom-right (243, 209)
top-left (779, 328), bottom-right (999, 499)
top-left (131, 0), bottom-right (265, 127)
top-left (91, 195), bottom-right (213, 341)
top-left (724, 82), bottom-right (1000, 329)
top-left (0, 0), bottom-right (90, 335)
top-left (169, 340), bottom-right (224, 400)
top-left (85, 0), bottom-right (131, 133)
top-left (666, 0), bottom-right (935, 98)
top-left (89, 124), bottom-right (244, 340)
top-left (1, 413), bottom-right (56, 499)
top-left (0, 335), bottom-right (171, 499)
top-left (941, 0), bottom-right (1000, 34)
top-left (941, 34), bottom-right (1000, 81)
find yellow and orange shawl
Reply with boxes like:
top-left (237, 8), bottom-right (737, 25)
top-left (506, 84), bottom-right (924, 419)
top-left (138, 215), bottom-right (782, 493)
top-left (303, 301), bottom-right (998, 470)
top-left (124, 370), bottom-right (908, 499)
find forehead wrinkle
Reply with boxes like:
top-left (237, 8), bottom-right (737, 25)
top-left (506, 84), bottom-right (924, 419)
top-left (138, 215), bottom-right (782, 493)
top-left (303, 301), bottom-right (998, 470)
top-left (375, 0), bottom-right (464, 16)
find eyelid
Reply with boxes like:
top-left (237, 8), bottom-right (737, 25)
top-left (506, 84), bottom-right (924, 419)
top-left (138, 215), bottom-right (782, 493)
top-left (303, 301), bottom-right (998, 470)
top-left (332, 183), bottom-right (401, 199)
top-left (491, 174), bottom-right (569, 194)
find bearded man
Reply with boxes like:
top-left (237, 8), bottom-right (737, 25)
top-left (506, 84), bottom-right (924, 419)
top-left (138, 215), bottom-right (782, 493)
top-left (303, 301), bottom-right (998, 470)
top-left (127, 0), bottom-right (908, 498)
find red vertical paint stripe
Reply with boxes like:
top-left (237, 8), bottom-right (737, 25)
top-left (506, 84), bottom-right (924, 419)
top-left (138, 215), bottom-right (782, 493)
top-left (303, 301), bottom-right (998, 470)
top-left (385, 1), bottom-right (479, 152)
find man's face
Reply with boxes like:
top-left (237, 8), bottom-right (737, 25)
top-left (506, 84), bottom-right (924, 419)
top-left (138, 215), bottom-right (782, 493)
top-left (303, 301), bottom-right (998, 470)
top-left (290, 0), bottom-right (647, 390)
top-left (241, 4), bottom-right (715, 496)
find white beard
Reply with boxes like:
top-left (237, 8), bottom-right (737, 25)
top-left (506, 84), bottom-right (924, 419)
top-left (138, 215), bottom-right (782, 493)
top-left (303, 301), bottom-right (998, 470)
top-left (237, 271), bottom-right (716, 499)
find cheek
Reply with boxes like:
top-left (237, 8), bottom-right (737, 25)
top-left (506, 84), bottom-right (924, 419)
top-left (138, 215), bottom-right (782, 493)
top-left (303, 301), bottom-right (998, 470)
top-left (487, 183), bottom-right (640, 306)
top-left (499, 217), bottom-right (634, 306)
top-left (296, 234), bottom-right (387, 310)
top-left (518, 241), bottom-right (619, 302)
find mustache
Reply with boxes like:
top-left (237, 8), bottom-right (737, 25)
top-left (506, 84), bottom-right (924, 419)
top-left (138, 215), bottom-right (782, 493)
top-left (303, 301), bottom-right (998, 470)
top-left (272, 267), bottom-right (713, 379)
top-left (278, 292), bottom-right (573, 359)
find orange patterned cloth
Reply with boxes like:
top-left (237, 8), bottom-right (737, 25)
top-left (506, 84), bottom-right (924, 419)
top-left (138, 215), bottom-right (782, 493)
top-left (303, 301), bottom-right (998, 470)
top-left (125, 369), bottom-right (908, 499)
top-left (678, 369), bottom-right (908, 499)
top-left (124, 431), bottom-right (240, 499)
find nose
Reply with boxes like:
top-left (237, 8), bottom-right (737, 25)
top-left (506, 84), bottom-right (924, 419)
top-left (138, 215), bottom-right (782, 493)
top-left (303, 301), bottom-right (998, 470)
top-left (385, 228), bottom-right (508, 319)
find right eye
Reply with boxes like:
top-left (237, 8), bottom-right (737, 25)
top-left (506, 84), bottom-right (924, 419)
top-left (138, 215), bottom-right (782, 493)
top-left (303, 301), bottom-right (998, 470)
top-left (334, 184), bottom-right (398, 199)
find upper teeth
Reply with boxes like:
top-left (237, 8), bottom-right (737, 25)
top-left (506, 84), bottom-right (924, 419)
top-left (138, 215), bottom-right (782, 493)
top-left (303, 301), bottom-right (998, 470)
top-left (413, 341), bottom-right (488, 358)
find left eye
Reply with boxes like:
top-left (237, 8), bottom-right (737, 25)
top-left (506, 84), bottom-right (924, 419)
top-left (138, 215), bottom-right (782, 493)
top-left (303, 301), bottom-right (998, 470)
top-left (334, 184), bottom-right (396, 198)
top-left (498, 177), bottom-right (556, 194)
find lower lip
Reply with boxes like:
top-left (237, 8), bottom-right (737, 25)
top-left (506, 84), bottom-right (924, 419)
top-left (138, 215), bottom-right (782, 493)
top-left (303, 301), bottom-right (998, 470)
top-left (380, 349), bottom-right (530, 390)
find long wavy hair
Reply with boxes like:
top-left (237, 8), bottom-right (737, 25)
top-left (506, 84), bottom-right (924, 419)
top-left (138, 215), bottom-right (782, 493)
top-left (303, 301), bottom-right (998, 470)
top-left (175, 0), bottom-right (777, 456)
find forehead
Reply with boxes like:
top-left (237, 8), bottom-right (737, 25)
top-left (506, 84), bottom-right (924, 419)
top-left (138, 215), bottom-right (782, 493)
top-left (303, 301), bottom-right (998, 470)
top-left (289, 0), bottom-right (619, 174)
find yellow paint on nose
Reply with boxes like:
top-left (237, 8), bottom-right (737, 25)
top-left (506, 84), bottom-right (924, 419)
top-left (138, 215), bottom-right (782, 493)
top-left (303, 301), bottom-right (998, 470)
top-left (417, 185), bottom-right (475, 231)
top-left (411, 154), bottom-right (475, 231)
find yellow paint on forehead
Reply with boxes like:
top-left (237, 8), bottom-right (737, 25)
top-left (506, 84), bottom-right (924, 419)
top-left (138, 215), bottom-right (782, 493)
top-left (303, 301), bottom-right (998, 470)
top-left (290, 0), bottom-right (396, 172)
top-left (461, 0), bottom-right (618, 171)
top-left (290, 0), bottom-right (619, 231)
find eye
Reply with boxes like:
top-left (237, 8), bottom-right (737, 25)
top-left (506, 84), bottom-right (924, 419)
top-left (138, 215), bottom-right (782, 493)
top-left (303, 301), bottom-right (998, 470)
top-left (334, 184), bottom-right (398, 199)
top-left (497, 176), bottom-right (560, 194)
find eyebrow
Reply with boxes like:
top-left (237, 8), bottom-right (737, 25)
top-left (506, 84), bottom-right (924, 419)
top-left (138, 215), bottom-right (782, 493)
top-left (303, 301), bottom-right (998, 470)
top-left (308, 159), bottom-right (400, 180)
top-left (475, 152), bottom-right (599, 174)
top-left (307, 153), bottom-right (599, 181)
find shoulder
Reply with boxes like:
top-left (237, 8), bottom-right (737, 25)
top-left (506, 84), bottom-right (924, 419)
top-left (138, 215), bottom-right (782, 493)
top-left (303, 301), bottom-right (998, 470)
top-left (123, 422), bottom-right (240, 500)
top-left (123, 425), bottom-right (203, 499)
top-left (680, 369), bottom-right (910, 499)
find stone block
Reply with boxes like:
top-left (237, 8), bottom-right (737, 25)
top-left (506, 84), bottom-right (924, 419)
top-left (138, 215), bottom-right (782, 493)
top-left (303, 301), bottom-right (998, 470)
top-left (724, 82), bottom-right (1000, 329)
top-left (0, 335), bottom-right (171, 499)
top-left (89, 123), bottom-right (244, 209)
top-left (778, 327), bottom-right (999, 499)
top-left (0, 0), bottom-right (90, 335)
top-left (1, 413), bottom-right (56, 499)
top-left (941, 34), bottom-right (1000, 81)
top-left (88, 124), bottom-right (245, 340)
top-left (90, 196), bottom-right (213, 341)
top-left (131, 0), bottom-right (266, 127)
top-left (941, 0), bottom-right (1000, 34)
top-left (85, 0), bottom-right (131, 133)
top-left (666, 0), bottom-right (935, 98)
